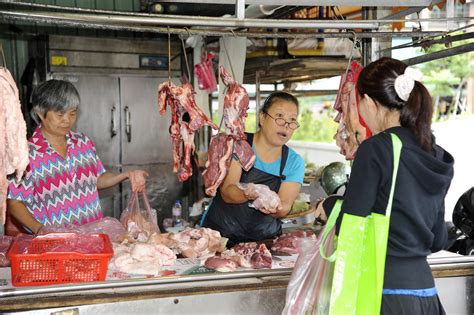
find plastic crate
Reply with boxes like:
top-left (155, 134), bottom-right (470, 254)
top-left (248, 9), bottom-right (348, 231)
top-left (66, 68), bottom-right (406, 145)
top-left (7, 233), bottom-right (113, 286)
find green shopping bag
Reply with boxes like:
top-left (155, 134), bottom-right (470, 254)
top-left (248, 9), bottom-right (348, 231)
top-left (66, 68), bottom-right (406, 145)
top-left (321, 133), bottom-right (402, 315)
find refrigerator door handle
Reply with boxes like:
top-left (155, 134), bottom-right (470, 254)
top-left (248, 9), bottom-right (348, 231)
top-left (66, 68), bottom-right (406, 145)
top-left (124, 106), bottom-right (132, 142)
top-left (111, 105), bottom-right (117, 138)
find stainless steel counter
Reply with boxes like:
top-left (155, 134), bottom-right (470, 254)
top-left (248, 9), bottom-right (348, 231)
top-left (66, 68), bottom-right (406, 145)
top-left (1, 253), bottom-right (474, 314)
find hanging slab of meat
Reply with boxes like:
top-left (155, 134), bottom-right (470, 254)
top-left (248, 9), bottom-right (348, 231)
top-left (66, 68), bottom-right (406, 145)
top-left (178, 122), bottom-right (196, 181)
top-left (202, 67), bottom-right (256, 196)
top-left (333, 61), bottom-right (370, 160)
top-left (157, 80), bottom-right (217, 181)
top-left (233, 139), bottom-right (256, 172)
top-left (220, 66), bottom-right (250, 139)
top-left (271, 230), bottom-right (316, 255)
top-left (202, 133), bottom-right (235, 197)
top-left (0, 68), bottom-right (29, 224)
top-left (169, 82), bottom-right (217, 131)
top-left (158, 81), bottom-right (182, 172)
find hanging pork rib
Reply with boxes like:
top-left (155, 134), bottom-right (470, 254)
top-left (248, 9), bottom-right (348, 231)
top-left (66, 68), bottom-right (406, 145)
top-left (157, 80), bottom-right (217, 181)
top-left (202, 66), bottom-right (256, 197)
top-left (0, 68), bottom-right (29, 224)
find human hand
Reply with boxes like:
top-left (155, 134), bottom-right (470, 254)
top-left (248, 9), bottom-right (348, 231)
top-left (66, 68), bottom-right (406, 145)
top-left (241, 183), bottom-right (259, 200)
top-left (128, 170), bottom-right (149, 192)
top-left (36, 225), bottom-right (58, 235)
top-left (257, 202), bottom-right (281, 215)
top-left (314, 198), bottom-right (327, 223)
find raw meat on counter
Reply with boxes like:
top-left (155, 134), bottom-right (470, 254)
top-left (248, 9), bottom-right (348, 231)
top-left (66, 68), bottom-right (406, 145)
top-left (149, 227), bottom-right (226, 258)
top-left (204, 242), bottom-right (272, 272)
top-left (271, 230), bottom-right (316, 255)
top-left (109, 242), bottom-right (176, 276)
top-left (0, 68), bottom-right (29, 224)
top-left (202, 67), bottom-right (255, 196)
top-left (204, 256), bottom-right (239, 272)
top-left (158, 80), bottom-right (217, 181)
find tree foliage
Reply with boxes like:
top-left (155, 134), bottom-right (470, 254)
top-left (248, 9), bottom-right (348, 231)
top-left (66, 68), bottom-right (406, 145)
top-left (418, 38), bottom-right (474, 97)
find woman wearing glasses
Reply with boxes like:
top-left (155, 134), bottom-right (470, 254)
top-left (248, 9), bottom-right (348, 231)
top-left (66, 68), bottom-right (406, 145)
top-left (202, 92), bottom-right (305, 246)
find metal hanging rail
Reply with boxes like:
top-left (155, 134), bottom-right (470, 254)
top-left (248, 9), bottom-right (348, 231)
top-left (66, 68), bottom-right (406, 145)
top-left (0, 10), bottom-right (380, 29)
top-left (0, 11), bottom-right (445, 39)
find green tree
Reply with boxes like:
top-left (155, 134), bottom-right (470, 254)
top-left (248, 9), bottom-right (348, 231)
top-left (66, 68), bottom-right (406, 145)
top-left (419, 39), bottom-right (474, 98)
top-left (292, 108), bottom-right (338, 143)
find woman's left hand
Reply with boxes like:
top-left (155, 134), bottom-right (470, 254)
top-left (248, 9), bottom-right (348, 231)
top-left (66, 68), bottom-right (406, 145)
top-left (314, 198), bottom-right (327, 222)
top-left (128, 170), bottom-right (149, 192)
top-left (258, 202), bottom-right (282, 215)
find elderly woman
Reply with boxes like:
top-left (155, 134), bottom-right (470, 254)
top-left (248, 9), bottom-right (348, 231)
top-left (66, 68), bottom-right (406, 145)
top-left (6, 79), bottom-right (148, 235)
top-left (202, 91), bottom-right (305, 246)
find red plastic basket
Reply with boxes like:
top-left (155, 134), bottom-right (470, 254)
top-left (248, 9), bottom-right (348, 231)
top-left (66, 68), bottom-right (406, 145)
top-left (7, 233), bottom-right (113, 287)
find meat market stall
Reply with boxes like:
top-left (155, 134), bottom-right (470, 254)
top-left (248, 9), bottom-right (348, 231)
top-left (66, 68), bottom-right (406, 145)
top-left (1, 1), bottom-right (474, 314)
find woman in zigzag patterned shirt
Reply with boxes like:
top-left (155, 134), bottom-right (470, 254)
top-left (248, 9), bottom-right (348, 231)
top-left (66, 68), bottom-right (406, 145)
top-left (6, 80), bottom-right (148, 235)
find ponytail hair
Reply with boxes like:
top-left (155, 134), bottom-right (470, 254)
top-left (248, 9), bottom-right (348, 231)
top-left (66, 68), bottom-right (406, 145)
top-left (357, 57), bottom-right (433, 152)
top-left (400, 81), bottom-right (433, 152)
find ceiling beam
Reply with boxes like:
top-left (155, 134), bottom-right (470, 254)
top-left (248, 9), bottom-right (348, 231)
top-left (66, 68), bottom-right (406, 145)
top-left (156, 0), bottom-right (433, 7)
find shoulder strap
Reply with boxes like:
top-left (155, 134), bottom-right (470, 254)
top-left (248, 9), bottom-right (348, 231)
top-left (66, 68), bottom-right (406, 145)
top-left (279, 145), bottom-right (289, 180)
top-left (246, 132), bottom-right (254, 145)
top-left (320, 199), bottom-right (342, 262)
top-left (385, 133), bottom-right (402, 218)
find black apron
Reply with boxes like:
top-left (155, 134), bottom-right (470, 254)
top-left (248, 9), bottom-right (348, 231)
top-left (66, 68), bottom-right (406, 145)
top-left (203, 133), bottom-right (289, 247)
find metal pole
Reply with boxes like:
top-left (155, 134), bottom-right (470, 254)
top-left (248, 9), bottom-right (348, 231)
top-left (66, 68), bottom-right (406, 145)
top-left (361, 7), bottom-right (373, 66)
top-left (402, 42), bottom-right (474, 66)
top-left (0, 12), bottom-right (443, 39)
top-left (256, 71), bottom-right (261, 131)
top-left (235, 0), bottom-right (245, 20)
top-left (0, 10), bottom-right (380, 30)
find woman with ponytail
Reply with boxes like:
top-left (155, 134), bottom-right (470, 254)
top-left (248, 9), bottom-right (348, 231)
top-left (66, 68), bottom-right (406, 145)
top-left (319, 57), bottom-right (454, 314)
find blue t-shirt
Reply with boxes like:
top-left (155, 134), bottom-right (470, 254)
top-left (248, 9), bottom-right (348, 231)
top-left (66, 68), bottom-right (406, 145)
top-left (252, 145), bottom-right (305, 183)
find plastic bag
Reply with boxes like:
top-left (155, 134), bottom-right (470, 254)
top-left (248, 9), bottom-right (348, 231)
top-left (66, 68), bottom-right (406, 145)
top-left (120, 192), bottom-right (160, 242)
top-left (17, 233), bottom-right (104, 254)
top-left (282, 228), bottom-right (336, 315)
top-left (194, 51), bottom-right (217, 93)
top-left (38, 217), bottom-right (127, 243)
top-left (236, 183), bottom-right (281, 211)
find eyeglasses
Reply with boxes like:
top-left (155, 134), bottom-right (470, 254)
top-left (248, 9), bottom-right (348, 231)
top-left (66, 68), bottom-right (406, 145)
top-left (263, 111), bottom-right (300, 130)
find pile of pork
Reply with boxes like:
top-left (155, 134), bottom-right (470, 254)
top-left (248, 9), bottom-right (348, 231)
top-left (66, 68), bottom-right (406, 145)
top-left (204, 242), bottom-right (272, 272)
top-left (109, 227), bottom-right (227, 276)
top-left (271, 230), bottom-right (316, 255)
top-left (0, 68), bottom-right (29, 224)
top-left (202, 66), bottom-right (256, 196)
top-left (158, 79), bottom-right (218, 181)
